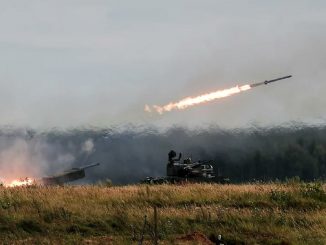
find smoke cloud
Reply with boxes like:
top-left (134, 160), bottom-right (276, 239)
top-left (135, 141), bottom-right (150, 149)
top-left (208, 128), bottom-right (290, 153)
top-left (0, 130), bottom-right (97, 184)
top-left (81, 139), bottom-right (95, 155)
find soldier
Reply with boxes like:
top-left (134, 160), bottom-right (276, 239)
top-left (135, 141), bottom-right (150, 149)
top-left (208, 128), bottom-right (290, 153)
top-left (168, 150), bottom-right (182, 165)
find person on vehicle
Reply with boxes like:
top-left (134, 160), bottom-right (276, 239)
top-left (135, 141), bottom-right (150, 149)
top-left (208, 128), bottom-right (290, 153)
top-left (168, 150), bottom-right (182, 165)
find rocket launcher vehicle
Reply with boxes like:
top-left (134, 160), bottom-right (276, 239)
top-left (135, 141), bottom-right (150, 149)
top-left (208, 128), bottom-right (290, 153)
top-left (40, 163), bottom-right (100, 186)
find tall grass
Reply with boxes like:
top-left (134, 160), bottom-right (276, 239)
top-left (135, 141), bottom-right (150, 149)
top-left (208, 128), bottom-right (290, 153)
top-left (0, 183), bottom-right (325, 244)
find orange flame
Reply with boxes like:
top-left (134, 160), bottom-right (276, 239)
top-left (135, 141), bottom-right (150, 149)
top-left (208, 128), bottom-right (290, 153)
top-left (5, 178), bottom-right (34, 187)
top-left (145, 84), bottom-right (251, 114)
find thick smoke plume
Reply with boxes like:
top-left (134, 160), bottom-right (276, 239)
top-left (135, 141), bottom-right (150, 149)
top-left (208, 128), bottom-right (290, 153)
top-left (0, 129), bottom-right (96, 184)
top-left (0, 125), bottom-right (325, 185)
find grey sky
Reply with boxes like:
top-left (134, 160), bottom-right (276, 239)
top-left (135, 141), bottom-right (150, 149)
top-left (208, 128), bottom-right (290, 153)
top-left (0, 1), bottom-right (325, 129)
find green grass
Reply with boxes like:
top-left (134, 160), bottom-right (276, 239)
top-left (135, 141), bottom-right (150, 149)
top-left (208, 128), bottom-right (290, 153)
top-left (0, 182), bottom-right (325, 244)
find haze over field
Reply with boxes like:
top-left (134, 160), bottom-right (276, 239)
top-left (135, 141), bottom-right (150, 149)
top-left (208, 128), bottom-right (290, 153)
top-left (0, 1), bottom-right (325, 129)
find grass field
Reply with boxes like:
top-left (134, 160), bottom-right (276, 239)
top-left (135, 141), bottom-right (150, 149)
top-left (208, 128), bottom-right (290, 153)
top-left (0, 182), bottom-right (326, 244)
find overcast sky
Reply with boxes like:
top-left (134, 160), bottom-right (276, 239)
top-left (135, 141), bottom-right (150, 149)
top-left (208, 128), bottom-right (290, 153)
top-left (0, 1), bottom-right (325, 129)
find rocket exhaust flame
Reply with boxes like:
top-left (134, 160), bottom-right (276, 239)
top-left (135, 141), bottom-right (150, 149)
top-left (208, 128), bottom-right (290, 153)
top-left (145, 75), bottom-right (292, 114)
top-left (145, 85), bottom-right (251, 114)
top-left (5, 178), bottom-right (35, 187)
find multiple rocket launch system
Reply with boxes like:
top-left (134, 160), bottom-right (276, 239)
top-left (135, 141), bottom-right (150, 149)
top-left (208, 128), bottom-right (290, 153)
top-left (40, 162), bottom-right (100, 185)
top-left (2, 163), bottom-right (100, 187)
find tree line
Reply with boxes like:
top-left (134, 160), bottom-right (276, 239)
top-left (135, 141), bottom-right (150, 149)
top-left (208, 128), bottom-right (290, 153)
top-left (0, 125), bottom-right (325, 183)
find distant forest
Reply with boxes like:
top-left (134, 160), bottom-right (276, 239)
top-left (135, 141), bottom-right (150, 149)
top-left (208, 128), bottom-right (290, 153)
top-left (212, 126), bottom-right (326, 182)
top-left (0, 125), bottom-right (326, 184)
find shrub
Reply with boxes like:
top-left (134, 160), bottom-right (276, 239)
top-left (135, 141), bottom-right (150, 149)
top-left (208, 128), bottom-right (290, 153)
top-left (300, 182), bottom-right (326, 202)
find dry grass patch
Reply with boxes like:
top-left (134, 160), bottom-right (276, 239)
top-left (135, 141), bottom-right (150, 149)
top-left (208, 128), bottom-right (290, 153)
top-left (0, 183), bottom-right (325, 244)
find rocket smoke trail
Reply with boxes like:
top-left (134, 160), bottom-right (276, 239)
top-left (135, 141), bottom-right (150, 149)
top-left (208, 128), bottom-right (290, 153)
top-left (145, 75), bottom-right (292, 114)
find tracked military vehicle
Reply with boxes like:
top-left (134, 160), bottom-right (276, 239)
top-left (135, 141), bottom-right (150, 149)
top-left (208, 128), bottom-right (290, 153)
top-left (141, 151), bottom-right (229, 184)
top-left (40, 163), bottom-right (100, 185)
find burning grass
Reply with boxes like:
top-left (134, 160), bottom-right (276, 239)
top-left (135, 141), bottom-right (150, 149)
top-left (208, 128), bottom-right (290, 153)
top-left (0, 183), bottom-right (325, 244)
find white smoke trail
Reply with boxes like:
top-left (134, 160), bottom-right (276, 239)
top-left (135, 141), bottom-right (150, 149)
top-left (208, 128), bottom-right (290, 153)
top-left (145, 84), bottom-right (251, 114)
